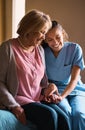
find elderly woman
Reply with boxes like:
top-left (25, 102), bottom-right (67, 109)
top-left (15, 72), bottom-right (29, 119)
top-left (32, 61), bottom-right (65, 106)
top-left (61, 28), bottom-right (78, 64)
top-left (0, 10), bottom-right (70, 130)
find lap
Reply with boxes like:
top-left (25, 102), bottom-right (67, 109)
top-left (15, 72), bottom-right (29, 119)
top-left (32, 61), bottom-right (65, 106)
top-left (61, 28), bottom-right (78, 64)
top-left (69, 95), bottom-right (85, 113)
top-left (42, 102), bottom-right (71, 130)
top-left (22, 102), bottom-right (58, 130)
top-left (22, 102), bottom-right (57, 122)
top-left (22, 102), bottom-right (70, 130)
top-left (58, 95), bottom-right (85, 114)
top-left (58, 97), bottom-right (71, 116)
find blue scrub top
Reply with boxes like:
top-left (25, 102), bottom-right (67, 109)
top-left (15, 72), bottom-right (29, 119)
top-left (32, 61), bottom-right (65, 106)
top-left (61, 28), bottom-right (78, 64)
top-left (44, 42), bottom-right (85, 96)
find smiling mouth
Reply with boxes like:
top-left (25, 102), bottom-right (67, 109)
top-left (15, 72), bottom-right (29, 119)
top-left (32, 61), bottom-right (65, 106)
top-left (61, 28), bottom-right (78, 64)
top-left (53, 45), bottom-right (59, 48)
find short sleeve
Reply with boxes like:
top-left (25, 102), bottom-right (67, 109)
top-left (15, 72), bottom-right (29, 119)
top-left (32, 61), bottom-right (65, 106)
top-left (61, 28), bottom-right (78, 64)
top-left (73, 44), bottom-right (85, 70)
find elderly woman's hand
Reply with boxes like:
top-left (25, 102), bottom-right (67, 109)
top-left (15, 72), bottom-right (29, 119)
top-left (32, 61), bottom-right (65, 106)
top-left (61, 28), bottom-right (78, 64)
top-left (11, 106), bottom-right (27, 125)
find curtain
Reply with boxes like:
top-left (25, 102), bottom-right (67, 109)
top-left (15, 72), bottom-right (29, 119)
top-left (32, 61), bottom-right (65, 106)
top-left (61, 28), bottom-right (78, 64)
top-left (0, 0), bottom-right (12, 44)
top-left (0, 0), bottom-right (5, 44)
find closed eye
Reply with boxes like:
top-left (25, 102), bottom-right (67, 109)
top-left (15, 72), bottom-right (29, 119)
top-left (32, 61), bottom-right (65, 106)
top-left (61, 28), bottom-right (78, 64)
top-left (46, 38), bottom-right (53, 42)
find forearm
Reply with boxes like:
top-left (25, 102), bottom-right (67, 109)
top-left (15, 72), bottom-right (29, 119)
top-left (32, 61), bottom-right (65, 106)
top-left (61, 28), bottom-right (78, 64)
top-left (61, 66), bottom-right (81, 99)
top-left (61, 79), bottom-right (78, 99)
top-left (0, 82), bottom-right (20, 109)
top-left (42, 83), bottom-right (58, 96)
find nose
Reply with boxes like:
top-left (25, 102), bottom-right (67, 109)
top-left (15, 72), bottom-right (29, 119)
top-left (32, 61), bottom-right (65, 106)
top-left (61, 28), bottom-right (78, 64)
top-left (41, 33), bottom-right (46, 40)
top-left (42, 34), bottom-right (45, 40)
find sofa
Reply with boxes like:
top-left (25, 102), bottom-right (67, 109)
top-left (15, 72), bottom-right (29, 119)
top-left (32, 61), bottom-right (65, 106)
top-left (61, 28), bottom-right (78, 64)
top-left (0, 110), bottom-right (37, 130)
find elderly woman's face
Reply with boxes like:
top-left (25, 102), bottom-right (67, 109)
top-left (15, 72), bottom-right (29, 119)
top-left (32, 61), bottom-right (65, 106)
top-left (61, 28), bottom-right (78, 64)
top-left (45, 27), bottom-right (64, 53)
top-left (28, 24), bottom-right (49, 46)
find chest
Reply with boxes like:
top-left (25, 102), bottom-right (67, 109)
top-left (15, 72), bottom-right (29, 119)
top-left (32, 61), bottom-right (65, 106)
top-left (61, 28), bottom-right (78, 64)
top-left (45, 46), bottom-right (75, 81)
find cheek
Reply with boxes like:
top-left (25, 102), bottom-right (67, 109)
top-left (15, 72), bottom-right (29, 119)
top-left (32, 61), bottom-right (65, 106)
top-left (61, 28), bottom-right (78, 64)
top-left (37, 33), bottom-right (43, 38)
top-left (61, 39), bottom-right (64, 46)
top-left (61, 35), bottom-right (64, 42)
top-left (33, 35), bottom-right (41, 41)
top-left (47, 41), bottom-right (52, 45)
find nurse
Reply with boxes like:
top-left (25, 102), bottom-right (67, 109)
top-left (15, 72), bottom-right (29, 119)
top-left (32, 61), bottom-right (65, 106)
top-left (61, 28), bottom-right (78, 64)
top-left (42, 20), bottom-right (85, 130)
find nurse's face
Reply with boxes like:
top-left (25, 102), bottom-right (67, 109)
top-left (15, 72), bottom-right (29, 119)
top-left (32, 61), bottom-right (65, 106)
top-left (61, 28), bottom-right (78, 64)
top-left (46, 27), bottom-right (64, 53)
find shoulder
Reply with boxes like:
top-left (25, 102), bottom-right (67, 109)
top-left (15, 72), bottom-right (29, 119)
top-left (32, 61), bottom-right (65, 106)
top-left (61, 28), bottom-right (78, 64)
top-left (0, 39), bottom-right (14, 59)
top-left (38, 45), bottom-right (44, 54)
top-left (0, 40), bottom-right (10, 56)
top-left (0, 40), bottom-right (11, 52)
top-left (37, 45), bottom-right (45, 67)
top-left (64, 42), bottom-right (82, 51)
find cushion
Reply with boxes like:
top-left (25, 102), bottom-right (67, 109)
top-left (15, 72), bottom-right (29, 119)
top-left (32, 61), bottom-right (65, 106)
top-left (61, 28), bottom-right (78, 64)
top-left (0, 110), bottom-right (37, 130)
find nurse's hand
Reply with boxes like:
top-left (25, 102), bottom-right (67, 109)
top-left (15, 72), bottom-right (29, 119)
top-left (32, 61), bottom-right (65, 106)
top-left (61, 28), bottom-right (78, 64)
top-left (56, 95), bottom-right (62, 102)
top-left (44, 83), bottom-right (59, 97)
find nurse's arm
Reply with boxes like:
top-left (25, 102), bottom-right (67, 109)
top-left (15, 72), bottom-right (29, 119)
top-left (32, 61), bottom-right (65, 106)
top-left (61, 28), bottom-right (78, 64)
top-left (60, 65), bottom-right (81, 99)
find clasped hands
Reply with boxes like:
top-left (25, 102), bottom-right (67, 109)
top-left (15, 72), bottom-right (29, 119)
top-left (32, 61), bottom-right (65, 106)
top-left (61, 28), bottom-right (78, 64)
top-left (11, 83), bottom-right (62, 125)
top-left (41, 83), bottom-right (62, 103)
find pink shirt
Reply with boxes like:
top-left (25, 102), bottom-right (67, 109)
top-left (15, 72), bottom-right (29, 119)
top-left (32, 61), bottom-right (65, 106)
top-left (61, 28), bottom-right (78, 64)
top-left (12, 39), bottom-right (44, 105)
